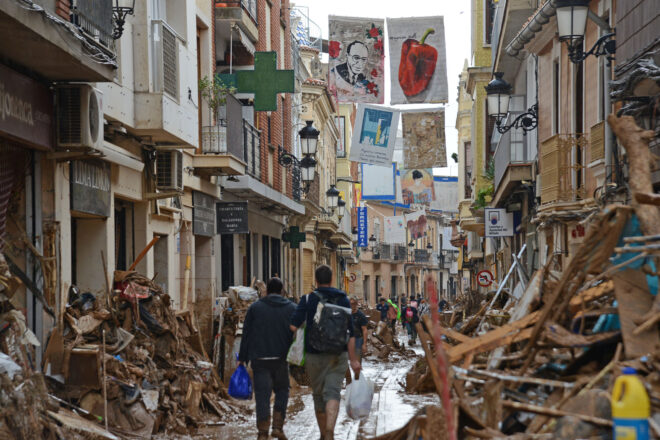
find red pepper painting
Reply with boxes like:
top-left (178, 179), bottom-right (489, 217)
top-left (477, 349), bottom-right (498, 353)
top-left (398, 28), bottom-right (437, 97)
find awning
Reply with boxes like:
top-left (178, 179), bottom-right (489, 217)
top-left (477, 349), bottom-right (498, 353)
top-left (233, 26), bottom-right (255, 55)
top-left (505, 0), bottom-right (557, 57)
top-left (97, 141), bottom-right (144, 172)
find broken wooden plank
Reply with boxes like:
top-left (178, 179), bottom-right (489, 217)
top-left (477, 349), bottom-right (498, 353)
top-left (416, 323), bottom-right (445, 400)
top-left (422, 315), bottom-right (471, 344)
top-left (453, 366), bottom-right (575, 388)
top-left (448, 312), bottom-right (539, 363)
top-left (542, 322), bottom-right (620, 348)
top-left (568, 280), bottom-right (614, 315)
top-left (502, 400), bottom-right (612, 427)
top-left (613, 269), bottom-right (660, 358)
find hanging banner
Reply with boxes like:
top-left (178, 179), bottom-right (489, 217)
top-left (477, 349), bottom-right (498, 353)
top-left (384, 216), bottom-right (406, 244)
top-left (401, 168), bottom-right (435, 205)
top-left (357, 207), bottom-right (368, 247)
top-left (328, 16), bottom-right (385, 104)
top-left (335, 115), bottom-right (346, 158)
top-left (349, 104), bottom-right (400, 166)
top-left (485, 208), bottom-right (514, 237)
top-left (401, 110), bottom-right (446, 168)
top-left (430, 176), bottom-right (458, 213)
top-left (387, 16), bottom-right (448, 105)
top-left (354, 183), bottom-right (362, 209)
top-left (405, 210), bottom-right (427, 240)
top-left (361, 163), bottom-right (396, 200)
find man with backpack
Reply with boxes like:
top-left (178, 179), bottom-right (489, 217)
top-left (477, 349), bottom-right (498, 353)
top-left (290, 265), bottom-right (361, 440)
top-left (401, 301), bottom-right (419, 345)
top-left (238, 277), bottom-right (297, 440)
top-left (386, 298), bottom-right (399, 332)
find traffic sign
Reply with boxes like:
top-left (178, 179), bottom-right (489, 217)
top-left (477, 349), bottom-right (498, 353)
top-left (477, 270), bottom-right (494, 287)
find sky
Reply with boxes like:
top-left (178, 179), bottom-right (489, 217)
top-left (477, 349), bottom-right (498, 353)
top-left (291, 0), bottom-right (472, 177)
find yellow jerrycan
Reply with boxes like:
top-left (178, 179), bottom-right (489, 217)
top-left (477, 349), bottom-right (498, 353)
top-left (612, 367), bottom-right (650, 440)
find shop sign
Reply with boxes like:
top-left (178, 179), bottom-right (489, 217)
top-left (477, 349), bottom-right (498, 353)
top-left (357, 207), bottom-right (368, 247)
top-left (193, 191), bottom-right (216, 237)
top-left (485, 208), bottom-right (514, 237)
top-left (216, 202), bottom-right (248, 234)
top-left (70, 160), bottom-right (111, 217)
top-left (0, 64), bottom-right (53, 150)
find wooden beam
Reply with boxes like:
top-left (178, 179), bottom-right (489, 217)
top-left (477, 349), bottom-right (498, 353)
top-left (502, 400), bottom-right (612, 427)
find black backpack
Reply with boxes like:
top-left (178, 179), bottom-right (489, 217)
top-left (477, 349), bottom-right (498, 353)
top-left (307, 291), bottom-right (351, 354)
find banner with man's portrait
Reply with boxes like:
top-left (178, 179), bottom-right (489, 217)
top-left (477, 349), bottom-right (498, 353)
top-left (387, 17), bottom-right (448, 105)
top-left (328, 16), bottom-right (385, 104)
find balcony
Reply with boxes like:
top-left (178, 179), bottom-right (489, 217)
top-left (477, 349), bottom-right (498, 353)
top-left (215, 0), bottom-right (259, 46)
top-left (193, 96), bottom-right (246, 177)
top-left (413, 249), bottom-right (430, 264)
top-left (540, 134), bottom-right (588, 205)
top-left (134, 20), bottom-right (197, 147)
top-left (0, 0), bottom-right (116, 81)
top-left (490, 116), bottom-right (534, 207)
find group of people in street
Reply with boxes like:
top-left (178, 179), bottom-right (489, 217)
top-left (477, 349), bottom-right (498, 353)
top-left (237, 266), bottom-right (452, 439)
top-left (238, 265), bottom-right (362, 440)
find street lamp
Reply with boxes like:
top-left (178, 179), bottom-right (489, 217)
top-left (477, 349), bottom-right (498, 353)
top-left (326, 185), bottom-right (339, 210)
top-left (555, 0), bottom-right (615, 64)
top-left (426, 242), bottom-right (433, 250)
top-left (299, 120), bottom-right (320, 156)
top-left (112, 0), bottom-right (136, 40)
top-left (369, 234), bottom-right (377, 253)
top-left (485, 72), bottom-right (538, 134)
top-left (351, 227), bottom-right (358, 243)
top-left (278, 120), bottom-right (320, 195)
top-left (337, 196), bottom-right (346, 220)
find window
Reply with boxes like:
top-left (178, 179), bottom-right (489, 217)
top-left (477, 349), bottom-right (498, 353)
top-left (262, 235), bottom-right (270, 281)
top-left (553, 60), bottom-right (560, 135)
top-left (265, 2), bottom-right (272, 51)
top-left (484, 0), bottom-right (496, 45)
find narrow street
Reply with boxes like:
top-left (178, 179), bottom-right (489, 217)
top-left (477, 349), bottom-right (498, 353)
top-left (202, 337), bottom-right (436, 440)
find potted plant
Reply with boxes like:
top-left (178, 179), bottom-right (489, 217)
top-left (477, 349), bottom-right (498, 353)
top-left (199, 76), bottom-right (236, 153)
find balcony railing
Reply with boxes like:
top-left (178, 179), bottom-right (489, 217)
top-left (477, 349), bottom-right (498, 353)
top-left (215, 0), bottom-right (258, 24)
top-left (71, 0), bottom-right (114, 50)
top-left (243, 120), bottom-right (261, 180)
top-left (152, 21), bottom-right (180, 100)
top-left (493, 117), bottom-right (529, 190)
top-left (540, 133), bottom-right (588, 205)
top-left (413, 249), bottom-right (430, 263)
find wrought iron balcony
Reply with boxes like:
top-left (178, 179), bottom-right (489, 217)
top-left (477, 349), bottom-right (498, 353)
top-left (215, 0), bottom-right (258, 24)
top-left (540, 133), bottom-right (589, 205)
top-left (71, 0), bottom-right (114, 51)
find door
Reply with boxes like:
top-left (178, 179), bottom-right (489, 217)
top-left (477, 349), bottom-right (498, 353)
top-left (221, 234), bottom-right (234, 292)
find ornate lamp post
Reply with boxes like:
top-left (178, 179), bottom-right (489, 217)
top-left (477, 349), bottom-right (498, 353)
top-left (485, 72), bottom-right (538, 134)
top-left (278, 120), bottom-right (320, 195)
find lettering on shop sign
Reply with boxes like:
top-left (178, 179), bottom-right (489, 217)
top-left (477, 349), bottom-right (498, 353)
top-left (357, 207), bottom-right (368, 248)
top-left (0, 64), bottom-right (53, 149)
top-left (193, 191), bottom-right (217, 237)
top-left (70, 160), bottom-right (111, 217)
top-left (216, 202), bottom-right (249, 235)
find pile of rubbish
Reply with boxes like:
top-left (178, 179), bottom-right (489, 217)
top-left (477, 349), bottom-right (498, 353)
top-left (0, 257), bottom-right (248, 439)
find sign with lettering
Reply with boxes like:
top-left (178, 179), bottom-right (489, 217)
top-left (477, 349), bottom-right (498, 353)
top-left (193, 191), bottom-right (216, 237)
top-left (485, 208), bottom-right (514, 237)
top-left (0, 64), bottom-right (54, 150)
top-left (216, 202), bottom-right (248, 234)
top-left (70, 160), bottom-right (111, 217)
top-left (357, 207), bottom-right (368, 248)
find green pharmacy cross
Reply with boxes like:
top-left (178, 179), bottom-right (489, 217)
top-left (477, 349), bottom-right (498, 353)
top-left (282, 226), bottom-right (306, 249)
top-left (235, 51), bottom-right (294, 111)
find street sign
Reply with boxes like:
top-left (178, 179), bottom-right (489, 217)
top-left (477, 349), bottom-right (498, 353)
top-left (485, 208), bottom-right (514, 237)
top-left (477, 270), bottom-right (494, 287)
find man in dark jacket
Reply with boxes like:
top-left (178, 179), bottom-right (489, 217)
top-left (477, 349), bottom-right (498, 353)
top-left (290, 265), bottom-right (361, 440)
top-left (238, 277), bottom-right (296, 440)
top-left (376, 297), bottom-right (389, 322)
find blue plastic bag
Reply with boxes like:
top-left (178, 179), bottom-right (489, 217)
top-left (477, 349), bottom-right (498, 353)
top-left (228, 363), bottom-right (252, 400)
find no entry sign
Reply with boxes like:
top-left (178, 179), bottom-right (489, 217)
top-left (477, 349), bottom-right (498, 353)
top-left (477, 270), bottom-right (494, 287)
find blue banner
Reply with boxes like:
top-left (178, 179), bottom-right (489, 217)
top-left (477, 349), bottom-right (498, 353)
top-left (357, 207), bottom-right (368, 248)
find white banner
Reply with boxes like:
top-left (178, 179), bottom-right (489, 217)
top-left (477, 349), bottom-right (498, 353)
top-left (361, 163), bottom-right (396, 200)
top-left (349, 104), bottom-right (400, 166)
top-left (384, 216), bottom-right (406, 244)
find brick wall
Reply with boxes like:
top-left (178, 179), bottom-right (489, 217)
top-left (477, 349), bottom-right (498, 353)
top-left (55, 0), bottom-right (70, 21)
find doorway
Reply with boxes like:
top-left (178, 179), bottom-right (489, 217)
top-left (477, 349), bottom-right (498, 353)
top-left (363, 275), bottom-right (370, 303)
top-left (153, 234), bottom-right (168, 293)
top-left (221, 234), bottom-right (234, 292)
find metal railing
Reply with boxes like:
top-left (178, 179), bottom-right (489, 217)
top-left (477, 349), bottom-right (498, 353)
top-left (152, 21), bottom-right (180, 100)
top-left (292, 162), bottom-right (302, 201)
top-left (215, 0), bottom-right (258, 24)
top-left (201, 120), bottom-right (228, 154)
top-left (493, 116), bottom-right (529, 190)
top-left (71, 0), bottom-right (114, 51)
top-left (380, 243), bottom-right (392, 260)
top-left (540, 133), bottom-right (588, 204)
top-left (243, 120), bottom-right (261, 180)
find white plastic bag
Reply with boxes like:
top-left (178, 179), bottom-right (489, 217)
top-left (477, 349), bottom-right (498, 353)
top-left (345, 373), bottom-right (374, 420)
top-left (286, 324), bottom-right (306, 366)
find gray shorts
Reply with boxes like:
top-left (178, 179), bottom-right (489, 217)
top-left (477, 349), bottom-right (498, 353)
top-left (305, 352), bottom-right (348, 411)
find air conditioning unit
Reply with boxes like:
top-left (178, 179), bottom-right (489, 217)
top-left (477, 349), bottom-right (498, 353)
top-left (156, 150), bottom-right (183, 192)
top-left (56, 84), bottom-right (104, 150)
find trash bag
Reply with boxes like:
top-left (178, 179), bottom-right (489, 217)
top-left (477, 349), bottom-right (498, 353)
top-left (228, 363), bottom-right (253, 400)
top-left (345, 373), bottom-right (374, 420)
top-left (286, 324), bottom-right (306, 366)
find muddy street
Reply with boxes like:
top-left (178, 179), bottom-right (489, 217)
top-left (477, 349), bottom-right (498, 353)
top-left (204, 338), bottom-right (436, 440)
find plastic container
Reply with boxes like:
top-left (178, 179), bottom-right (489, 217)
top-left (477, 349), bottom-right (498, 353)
top-left (612, 367), bottom-right (650, 440)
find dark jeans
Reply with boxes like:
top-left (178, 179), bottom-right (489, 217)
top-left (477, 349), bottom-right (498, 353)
top-left (252, 359), bottom-right (290, 422)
